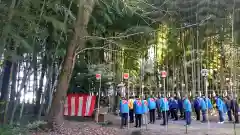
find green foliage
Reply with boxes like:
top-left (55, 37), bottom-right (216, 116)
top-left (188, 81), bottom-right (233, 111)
top-left (0, 121), bottom-right (47, 135)
top-left (69, 59), bottom-right (114, 93)
top-left (0, 125), bottom-right (26, 135)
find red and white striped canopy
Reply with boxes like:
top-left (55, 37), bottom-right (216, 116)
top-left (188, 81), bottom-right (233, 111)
top-left (64, 94), bottom-right (96, 116)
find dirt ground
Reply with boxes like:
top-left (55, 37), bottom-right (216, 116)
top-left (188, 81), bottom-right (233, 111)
top-left (30, 120), bottom-right (239, 135)
top-left (30, 113), bottom-right (240, 135)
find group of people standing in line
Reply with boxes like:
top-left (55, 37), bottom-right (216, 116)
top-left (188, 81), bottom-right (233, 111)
top-left (119, 94), bottom-right (239, 129)
top-left (193, 95), bottom-right (239, 124)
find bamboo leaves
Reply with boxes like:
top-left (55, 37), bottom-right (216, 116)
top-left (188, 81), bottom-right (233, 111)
top-left (11, 34), bottom-right (33, 52)
top-left (43, 15), bottom-right (67, 33)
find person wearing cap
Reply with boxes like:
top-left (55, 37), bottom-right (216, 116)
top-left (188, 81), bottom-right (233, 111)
top-left (119, 97), bottom-right (129, 128)
top-left (133, 96), bottom-right (143, 128)
top-left (183, 95), bottom-right (192, 126)
top-left (147, 95), bottom-right (156, 124)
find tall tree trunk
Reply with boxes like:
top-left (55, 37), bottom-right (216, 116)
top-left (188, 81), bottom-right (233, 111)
top-left (40, 65), bottom-right (52, 118)
top-left (181, 30), bottom-right (188, 95)
top-left (172, 57), bottom-right (175, 94)
top-left (10, 62), bottom-right (32, 124)
top-left (45, 62), bottom-right (54, 114)
top-left (0, 0), bottom-right (18, 123)
top-left (0, 61), bottom-right (12, 101)
top-left (0, 60), bottom-right (12, 123)
top-left (0, 68), bottom-right (4, 92)
top-left (8, 62), bottom-right (18, 120)
top-left (47, 0), bottom-right (95, 126)
top-left (196, 14), bottom-right (201, 95)
top-left (33, 45), bottom-right (38, 106)
top-left (219, 25), bottom-right (225, 95)
top-left (35, 55), bottom-right (47, 115)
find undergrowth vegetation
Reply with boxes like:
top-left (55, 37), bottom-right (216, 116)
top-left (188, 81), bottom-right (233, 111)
top-left (0, 121), bottom-right (47, 135)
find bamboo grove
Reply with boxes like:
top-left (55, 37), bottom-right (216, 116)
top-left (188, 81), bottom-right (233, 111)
top-left (0, 0), bottom-right (240, 128)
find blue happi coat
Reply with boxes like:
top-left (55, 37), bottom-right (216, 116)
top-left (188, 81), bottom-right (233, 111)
top-left (142, 100), bottom-right (148, 113)
top-left (147, 98), bottom-right (156, 110)
top-left (215, 97), bottom-right (224, 112)
top-left (120, 100), bottom-right (129, 113)
top-left (203, 97), bottom-right (213, 109)
top-left (159, 97), bottom-right (169, 111)
top-left (199, 98), bottom-right (207, 111)
top-left (183, 98), bottom-right (192, 112)
top-left (134, 99), bottom-right (143, 114)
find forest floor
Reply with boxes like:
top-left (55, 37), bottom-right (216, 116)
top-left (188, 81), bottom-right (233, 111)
top-left (30, 114), bottom-right (240, 135)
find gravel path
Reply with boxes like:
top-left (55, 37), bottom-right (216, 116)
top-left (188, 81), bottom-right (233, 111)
top-left (30, 114), bottom-right (240, 135)
top-left (30, 121), bottom-right (240, 135)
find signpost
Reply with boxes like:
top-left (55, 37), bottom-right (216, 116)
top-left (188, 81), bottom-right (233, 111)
top-left (96, 74), bottom-right (101, 80)
top-left (96, 73), bottom-right (101, 123)
top-left (160, 70), bottom-right (167, 131)
top-left (201, 69), bottom-right (208, 77)
top-left (201, 69), bottom-right (209, 133)
top-left (123, 73), bottom-right (129, 80)
top-left (161, 71), bottom-right (167, 78)
top-left (123, 73), bottom-right (130, 129)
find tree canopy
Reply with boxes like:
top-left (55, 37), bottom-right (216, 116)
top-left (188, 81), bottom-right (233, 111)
top-left (0, 0), bottom-right (240, 132)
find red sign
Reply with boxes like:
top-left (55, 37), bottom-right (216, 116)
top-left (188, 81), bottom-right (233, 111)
top-left (96, 74), bottom-right (101, 80)
top-left (123, 73), bottom-right (129, 79)
top-left (161, 71), bottom-right (167, 78)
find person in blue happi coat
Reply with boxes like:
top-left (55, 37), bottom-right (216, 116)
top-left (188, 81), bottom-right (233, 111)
top-left (159, 95), bottom-right (169, 125)
top-left (183, 95), bottom-right (192, 126)
top-left (169, 96), bottom-right (178, 120)
top-left (199, 97), bottom-right (207, 122)
top-left (147, 96), bottom-right (156, 124)
top-left (202, 95), bottom-right (213, 110)
top-left (134, 97), bottom-right (143, 128)
top-left (178, 96), bottom-right (184, 119)
top-left (142, 97), bottom-right (148, 125)
top-left (173, 96), bottom-right (179, 120)
top-left (156, 96), bottom-right (162, 119)
top-left (119, 97), bottom-right (129, 128)
top-left (215, 96), bottom-right (225, 124)
top-left (193, 96), bottom-right (201, 121)
top-left (169, 97), bottom-right (174, 119)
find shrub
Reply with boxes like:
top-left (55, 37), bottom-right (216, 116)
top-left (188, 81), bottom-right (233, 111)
top-left (0, 121), bottom-right (47, 135)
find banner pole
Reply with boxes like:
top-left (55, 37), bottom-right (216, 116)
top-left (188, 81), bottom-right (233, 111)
top-left (97, 78), bottom-right (101, 123)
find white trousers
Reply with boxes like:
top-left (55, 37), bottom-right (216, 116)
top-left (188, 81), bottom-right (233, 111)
top-left (142, 113), bottom-right (148, 124)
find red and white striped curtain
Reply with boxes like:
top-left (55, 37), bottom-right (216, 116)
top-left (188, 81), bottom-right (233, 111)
top-left (64, 94), bottom-right (96, 116)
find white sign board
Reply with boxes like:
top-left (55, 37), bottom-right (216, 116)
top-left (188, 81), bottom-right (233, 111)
top-left (201, 69), bottom-right (208, 77)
